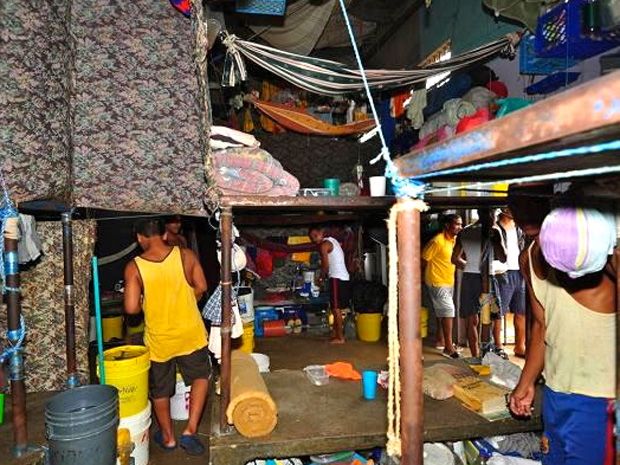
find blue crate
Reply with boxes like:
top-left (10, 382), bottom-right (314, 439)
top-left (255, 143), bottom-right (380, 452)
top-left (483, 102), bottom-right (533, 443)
top-left (525, 72), bottom-right (581, 95)
top-left (535, 0), bottom-right (620, 59)
top-left (520, 33), bottom-right (576, 74)
top-left (236, 0), bottom-right (286, 16)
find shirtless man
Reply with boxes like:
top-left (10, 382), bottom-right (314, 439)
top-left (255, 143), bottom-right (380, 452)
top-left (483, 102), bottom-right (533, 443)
top-left (309, 226), bottom-right (351, 344)
top-left (164, 215), bottom-right (188, 248)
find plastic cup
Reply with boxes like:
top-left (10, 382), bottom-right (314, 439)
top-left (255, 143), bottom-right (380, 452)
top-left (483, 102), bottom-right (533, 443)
top-left (369, 176), bottom-right (386, 197)
top-left (362, 370), bottom-right (378, 400)
top-left (323, 178), bottom-right (341, 196)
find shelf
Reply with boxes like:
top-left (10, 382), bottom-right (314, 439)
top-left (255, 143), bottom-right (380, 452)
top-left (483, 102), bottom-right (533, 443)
top-left (394, 72), bottom-right (620, 182)
top-left (220, 195), bottom-right (397, 211)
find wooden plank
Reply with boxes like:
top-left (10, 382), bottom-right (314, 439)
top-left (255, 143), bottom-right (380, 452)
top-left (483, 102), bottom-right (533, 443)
top-left (394, 72), bottom-right (620, 179)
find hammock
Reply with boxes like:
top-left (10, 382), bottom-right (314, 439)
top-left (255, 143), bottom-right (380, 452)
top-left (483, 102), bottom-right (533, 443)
top-left (249, 98), bottom-right (375, 136)
top-left (222, 32), bottom-right (520, 96)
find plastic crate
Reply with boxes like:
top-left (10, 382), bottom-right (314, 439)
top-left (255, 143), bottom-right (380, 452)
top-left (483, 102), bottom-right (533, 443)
top-left (520, 33), bottom-right (576, 74)
top-left (535, 0), bottom-right (620, 58)
top-left (525, 72), bottom-right (580, 95)
top-left (235, 0), bottom-right (286, 16)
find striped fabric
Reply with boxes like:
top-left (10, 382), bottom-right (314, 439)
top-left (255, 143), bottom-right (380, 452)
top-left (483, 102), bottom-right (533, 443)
top-left (222, 32), bottom-right (520, 95)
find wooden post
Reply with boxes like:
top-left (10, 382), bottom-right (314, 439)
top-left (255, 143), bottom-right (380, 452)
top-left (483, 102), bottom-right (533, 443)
top-left (61, 212), bottom-right (79, 388)
top-left (219, 207), bottom-right (233, 431)
top-left (4, 218), bottom-right (28, 455)
top-left (397, 205), bottom-right (423, 464)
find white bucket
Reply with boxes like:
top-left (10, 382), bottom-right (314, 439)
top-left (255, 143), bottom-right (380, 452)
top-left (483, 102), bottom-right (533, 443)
top-left (302, 271), bottom-right (315, 283)
top-left (250, 353), bottom-right (270, 373)
top-left (170, 376), bottom-right (191, 421)
top-left (117, 402), bottom-right (151, 465)
top-left (369, 176), bottom-right (387, 197)
top-left (238, 286), bottom-right (255, 323)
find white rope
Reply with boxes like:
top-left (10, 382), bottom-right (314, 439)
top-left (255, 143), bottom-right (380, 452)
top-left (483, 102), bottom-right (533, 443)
top-left (386, 199), bottom-right (428, 458)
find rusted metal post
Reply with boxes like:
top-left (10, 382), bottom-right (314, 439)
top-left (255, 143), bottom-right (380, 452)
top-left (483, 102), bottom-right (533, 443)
top-left (4, 218), bottom-right (28, 455)
top-left (219, 207), bottom-right (233, 431)
top-left (61, 212), bottom-right (79, 388)
top-left (397, 205), bottom-right (423, 464)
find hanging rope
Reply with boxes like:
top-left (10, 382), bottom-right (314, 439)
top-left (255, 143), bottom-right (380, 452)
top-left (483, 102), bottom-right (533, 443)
top-left (0, 315), bottom-right (26, 367)
top-left (386, 199), bottom-right (428, 458)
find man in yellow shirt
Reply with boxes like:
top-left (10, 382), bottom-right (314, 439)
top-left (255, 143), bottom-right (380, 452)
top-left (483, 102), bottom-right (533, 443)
top-left (422, 214), bottom-right (462, 358)
top-left (124, 219), bottom-right (209, 456)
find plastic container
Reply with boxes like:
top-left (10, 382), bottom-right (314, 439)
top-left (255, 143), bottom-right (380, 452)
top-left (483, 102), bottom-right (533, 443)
top-left (323, 178), bottom-right (341, 196)
top-left (535, 0), bottom-right (620, 58)
top-left (356, 313), bottom-right (382, 342)
top-left (235, 0), bottom-right (287, 16)
top-left (263, 319), bottom-right (288, 337)
top-left (99, 345), bottom-right (150, 418)
top-left (519, 33), bottom-right (576, 75)
top-left (238, 286), bottom-right (255, 323)
top-left (117, 402), bottom-right (152, 465)
top-left (369, 176), bottom-right (387, 197)
top-left (102, 315), bottom-right (123, 342)
top-left (303, 365), bottom-right (329, 386)
top-left (238, 322), bottom-right (255, 354)
top-left (45, 385), bottom-right (119, 465)
top-left (362, 370), bottom-right (378, 400)
top-left (254, 307), bottom-right (280, 337)
top-left (251, 353), bottom-right (270, 373)
top-left (171, 374), bottom-right (191, 421)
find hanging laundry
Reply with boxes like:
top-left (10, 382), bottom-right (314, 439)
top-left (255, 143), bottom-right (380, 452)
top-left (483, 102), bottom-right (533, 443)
top-left (378, 99), bottom-right (396, 148)
top-left (18, 214), bottom-right (42, 264)
top-left (260, 81), bottom-right (286, 134)
top-left (242, 107), bottom-right (255, 133)
top-left (390, 90), bottom-right (410, 118)
top-left (405, 89), bottom-right (427, 129)
top-left (256, 249), bottom-right (274, 278)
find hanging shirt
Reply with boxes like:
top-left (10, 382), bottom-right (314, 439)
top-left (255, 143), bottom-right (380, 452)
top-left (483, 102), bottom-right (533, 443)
top-left (503, 225), bottom-right (521, 271)
top-left (528, 245), bottom-right (615, 398)
top-left (324, 237), bottom-right (349, 281)
top-left (134, 247), bottom-right (207, 362)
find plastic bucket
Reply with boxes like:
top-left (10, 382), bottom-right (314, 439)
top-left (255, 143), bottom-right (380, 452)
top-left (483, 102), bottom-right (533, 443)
top-left (45, 385), bottom-right (119, 465)
top-left (171, 374), bottom-right (191, 421)
top-left (239, 322), bottom-right (255, 354)
top-left (420, 306), bottom-right (429, 339)
top-left (116, 402), bottom-right (151, 465)
top-left (98, 346), bottom-right (150, 418)
top-left (356, 313), bottom-right (382, 342)
top-left (102, 315), bottom-right (123, 342)
top-left (238, 286), bottom-right (255, 323)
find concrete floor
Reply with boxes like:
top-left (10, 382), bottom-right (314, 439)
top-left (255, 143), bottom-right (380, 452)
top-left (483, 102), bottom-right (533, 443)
top-left (0, 331), bottom-right (528, 465)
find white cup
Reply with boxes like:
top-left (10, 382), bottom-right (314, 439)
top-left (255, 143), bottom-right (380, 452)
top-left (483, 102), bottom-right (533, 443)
top-left (369, 176), bottom-right (387, 197)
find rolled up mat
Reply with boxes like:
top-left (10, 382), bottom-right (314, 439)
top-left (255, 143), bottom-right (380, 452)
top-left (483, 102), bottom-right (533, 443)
top-left (226, 351), bottom-right (278, 437)
top-left (263, 319), bottom-right (288, 337)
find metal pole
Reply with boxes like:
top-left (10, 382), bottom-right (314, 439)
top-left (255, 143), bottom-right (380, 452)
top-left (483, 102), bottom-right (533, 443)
top-left (4, 218), bottom-right (28, 455)
top-left (219, 207), bottom-right (233, 431)
top-left (61, 212), bottom-right (79, 388)
top-left (397, 205), bottom-right (423, 464)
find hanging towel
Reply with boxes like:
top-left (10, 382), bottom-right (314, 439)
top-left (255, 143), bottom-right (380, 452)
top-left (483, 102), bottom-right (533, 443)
top-left (17, 214), bottom-right (42, 264)
top-left (406, 89), bottom-right (427, 129)
top-left (288, 236), bottom-right (312, 263)
top-left (390, 90), bottom-right (410, 118)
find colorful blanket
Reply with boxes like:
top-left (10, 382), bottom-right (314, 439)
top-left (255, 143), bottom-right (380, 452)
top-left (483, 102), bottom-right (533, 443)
top-left (213, 147), bottom-right (300, 196)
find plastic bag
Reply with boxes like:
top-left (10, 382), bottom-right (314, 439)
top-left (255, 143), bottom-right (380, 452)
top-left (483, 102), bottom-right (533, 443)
top-left (423, 365), bottom-right (457, 400)
top-left (482, 352), bottom-right (522, 390)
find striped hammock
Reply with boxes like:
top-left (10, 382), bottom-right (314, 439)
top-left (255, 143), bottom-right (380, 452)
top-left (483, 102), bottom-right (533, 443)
top-left (249, 98), bottom-right (376, 136)
top-left (222, 32), bottom-right (520, 96)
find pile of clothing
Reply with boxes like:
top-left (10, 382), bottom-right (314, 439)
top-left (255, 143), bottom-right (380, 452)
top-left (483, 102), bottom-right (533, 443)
top-left (210, 126), bottom-right (300, 196)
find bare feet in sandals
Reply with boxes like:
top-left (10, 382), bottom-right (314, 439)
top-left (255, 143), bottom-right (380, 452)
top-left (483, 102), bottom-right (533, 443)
top-left (329, 337), bottom-right (345, 344)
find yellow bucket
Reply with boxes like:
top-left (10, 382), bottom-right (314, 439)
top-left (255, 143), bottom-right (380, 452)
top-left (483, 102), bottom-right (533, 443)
top-left (356, 313), bottom-right (382, 342)
top-left (238, 322), bottom-right (255, 354)
top-left (420, 307), bottom-right (429, 339)
top-left (102, 315), bottom-right (123, 342)
top-left (99, 346), bottom-right (150, 418)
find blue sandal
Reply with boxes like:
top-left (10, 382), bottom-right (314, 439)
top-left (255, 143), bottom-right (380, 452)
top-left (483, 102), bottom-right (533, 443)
top-left (154, 431), bottom-right (177, 451)
top-left (180, 434), bottom-right (205, 456)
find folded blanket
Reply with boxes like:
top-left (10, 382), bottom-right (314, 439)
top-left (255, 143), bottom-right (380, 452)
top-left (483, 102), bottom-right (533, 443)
top-left (227, 351), bottom-right (278, 438)
top-left (213, 147), bottom-right (300, 196)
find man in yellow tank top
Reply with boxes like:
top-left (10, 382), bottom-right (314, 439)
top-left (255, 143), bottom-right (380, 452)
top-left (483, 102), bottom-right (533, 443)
top-left (507, 195), bottom-right (616, 465)
top-left (124, 219), bottom-right (209, 456)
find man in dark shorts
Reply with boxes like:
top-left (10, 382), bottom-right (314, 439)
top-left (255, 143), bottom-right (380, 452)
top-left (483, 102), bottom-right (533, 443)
top-left (124, 218), bottom-right (210, 456)
top-left (309, 226), bottom-right (351, 344)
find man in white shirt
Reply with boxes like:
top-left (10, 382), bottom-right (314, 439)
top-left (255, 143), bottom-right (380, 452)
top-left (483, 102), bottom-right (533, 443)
top-left (309, 227), bottom-right (351, 344)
